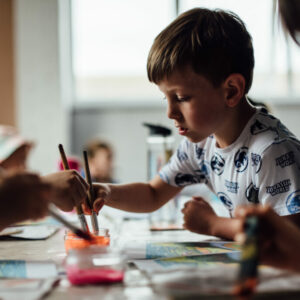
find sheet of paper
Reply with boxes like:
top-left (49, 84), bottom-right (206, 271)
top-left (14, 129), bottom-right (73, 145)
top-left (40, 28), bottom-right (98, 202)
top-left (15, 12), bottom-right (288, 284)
top-left (0, 278), bottom-right (58, 300)
top-left (151, 265), bottom-right (300, 297)
top-left (151, 265), bottom-right (238, 296)
top-left (123, 241), bottom-right (240, 260)
top-left (0, 228), bottom-right (23, 236)
top-left (133, 252), bottom-right (241, 273)
top-left (0, 260), bottom-right (58, 278)
top-left (0, 226), bottom-right (59, 240)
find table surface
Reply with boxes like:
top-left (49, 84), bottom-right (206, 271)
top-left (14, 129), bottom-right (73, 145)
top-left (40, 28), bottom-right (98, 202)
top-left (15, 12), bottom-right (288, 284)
top-left (1, 218), bottom-right (300, 300)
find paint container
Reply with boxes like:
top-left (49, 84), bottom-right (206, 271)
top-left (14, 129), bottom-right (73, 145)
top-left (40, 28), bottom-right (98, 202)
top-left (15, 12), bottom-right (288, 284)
top-left (66, 247), bottom-right (125, 285)
top-left (64, 228), bottom-right (110, 252)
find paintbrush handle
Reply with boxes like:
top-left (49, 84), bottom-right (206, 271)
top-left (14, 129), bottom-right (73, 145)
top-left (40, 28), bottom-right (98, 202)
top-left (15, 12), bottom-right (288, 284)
top-left (48, 205), bottom-right (91, 240)
top-left (91, 211), bottom-right (99, 233)
top-left (83, 150), bottom-right (100, 233)
top-left (58, 144), bottom-right (89, 231)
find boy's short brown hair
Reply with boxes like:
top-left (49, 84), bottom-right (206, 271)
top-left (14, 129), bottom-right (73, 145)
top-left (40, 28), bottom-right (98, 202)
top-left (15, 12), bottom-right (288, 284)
top-left (147, 8), bottom-right (254, 94)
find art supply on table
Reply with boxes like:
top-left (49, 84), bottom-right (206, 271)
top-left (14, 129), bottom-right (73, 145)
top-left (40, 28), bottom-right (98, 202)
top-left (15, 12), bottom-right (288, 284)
top-left (66, 247), bottom-right (124, 285)
top-left (58, 144), bottom-right (89, 232)
top-left (233, 216), bottom-right (259, 297)
top-left (48, 205), bottom-right (92, 241)
top-left (64, 228), bottom-right (109, 252)
top-left (83, 150), bottom-right (99, 234)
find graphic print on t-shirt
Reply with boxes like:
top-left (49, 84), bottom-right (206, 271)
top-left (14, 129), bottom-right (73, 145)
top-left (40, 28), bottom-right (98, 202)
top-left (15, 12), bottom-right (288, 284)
top-left (251, 153), bottom-right (262, 173)
top-left (217, 192), bottom-right (233, 214)
top-left (234, 147), bottom-right (248, 173)
top-left (211, 153), bottom-right (225, 175)
top-left (286, 190), bottom-right (300, 214)
top-left (245, 182), bottom-right (259, 204)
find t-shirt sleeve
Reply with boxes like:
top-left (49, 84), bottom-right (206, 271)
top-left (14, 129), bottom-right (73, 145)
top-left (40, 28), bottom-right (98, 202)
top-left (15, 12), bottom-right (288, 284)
top-left (159, 139), bottom-right (208, 187)
top-left (254, 140), bottom-right (300, 216)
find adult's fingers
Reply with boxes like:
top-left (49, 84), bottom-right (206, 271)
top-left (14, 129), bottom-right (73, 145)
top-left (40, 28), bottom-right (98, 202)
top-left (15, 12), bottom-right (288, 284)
top-left (71, 175), bottom-right (88, 207)
top-left (72, 170), bottom-right (89, 190)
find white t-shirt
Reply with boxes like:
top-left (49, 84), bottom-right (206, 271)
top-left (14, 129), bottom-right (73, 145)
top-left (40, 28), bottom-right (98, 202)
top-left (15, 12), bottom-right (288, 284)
top-left (160, 108), bottom-right (300, 216)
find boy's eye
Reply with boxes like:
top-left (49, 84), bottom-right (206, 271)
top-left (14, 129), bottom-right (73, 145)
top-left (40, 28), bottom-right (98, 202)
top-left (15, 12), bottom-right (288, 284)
top-left (177, 96), bottom-right (190, 102)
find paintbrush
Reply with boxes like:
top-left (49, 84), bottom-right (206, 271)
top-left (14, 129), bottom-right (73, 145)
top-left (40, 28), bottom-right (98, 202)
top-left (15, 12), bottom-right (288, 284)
top-left (48, 205), bottom-right (92, 240)
top-left (234, 216), bottom-right (259, 297)
top-left (58, 144), bottom-right (89, 232)
top-left (83, 150), bottom-right (99, 234)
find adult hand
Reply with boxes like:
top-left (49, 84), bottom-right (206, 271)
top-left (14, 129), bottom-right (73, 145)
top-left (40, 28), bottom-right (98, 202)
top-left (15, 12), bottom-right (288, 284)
top-left (235, 205), bottom-right (300, 272)
top-left (0, 173), bottom-right (52, 229)
top-left (43, 170), bottom-right (88, 211)
top-left (181, 196), bottom-right (217, 235)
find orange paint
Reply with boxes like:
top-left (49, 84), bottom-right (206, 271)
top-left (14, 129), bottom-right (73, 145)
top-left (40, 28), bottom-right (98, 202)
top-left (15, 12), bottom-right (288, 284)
top-left (64, 230), bottom-right (110, 252)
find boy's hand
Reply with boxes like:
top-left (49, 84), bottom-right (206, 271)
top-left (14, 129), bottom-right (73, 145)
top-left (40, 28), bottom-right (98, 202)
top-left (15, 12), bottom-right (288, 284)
top-left (89, 183), bottom-right (111, 214)
top-left (235, 205), bottom-right (300, 272)
top-left (0, 173), bottom-right (52, 229)
top-left (181, 197), bottom-right (217, 235)
top-left (42, 170), bottom-right (88, 211)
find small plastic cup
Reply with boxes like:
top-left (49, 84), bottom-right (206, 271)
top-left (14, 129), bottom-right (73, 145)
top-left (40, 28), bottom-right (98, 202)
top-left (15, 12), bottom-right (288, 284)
top-left (66, 247), bottom-right (125, 285)
top-left (64, 228), bottom-right (110, 252)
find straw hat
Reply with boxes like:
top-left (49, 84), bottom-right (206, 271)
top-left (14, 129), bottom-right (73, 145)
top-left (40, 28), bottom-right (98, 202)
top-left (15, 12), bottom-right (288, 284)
top-left (0, 125), bottom-right (33, 164)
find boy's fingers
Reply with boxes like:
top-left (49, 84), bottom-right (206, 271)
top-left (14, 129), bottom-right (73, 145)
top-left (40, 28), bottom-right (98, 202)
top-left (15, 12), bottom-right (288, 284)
top-left (192, 196), bottom-right (204, 202)
top-left (94, 199), bottom-right (105, 213)
top-left (234, 232), bottom-right (246, 244)
top-left (82, 203), bottom-right (92, 215)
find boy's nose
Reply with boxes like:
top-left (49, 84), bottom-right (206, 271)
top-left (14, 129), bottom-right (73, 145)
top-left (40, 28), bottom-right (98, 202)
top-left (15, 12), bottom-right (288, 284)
top-left (167, 102), bottom-right (180, 120)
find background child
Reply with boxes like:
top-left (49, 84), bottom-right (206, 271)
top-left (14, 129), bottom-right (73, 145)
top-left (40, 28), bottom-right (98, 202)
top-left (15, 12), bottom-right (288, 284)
top-left (88, 7), bottom-right (300, 240)
top-left (85, 139), bottom-right (115, 183)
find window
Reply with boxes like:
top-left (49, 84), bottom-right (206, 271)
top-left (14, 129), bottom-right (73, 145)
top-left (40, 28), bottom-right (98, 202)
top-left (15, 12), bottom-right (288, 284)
top-left (72, 0), bottom-right (300, 105)
top-left (72, 0), bottom-right (175, 104)
top-left (180, 0), bottom-right (300, 103)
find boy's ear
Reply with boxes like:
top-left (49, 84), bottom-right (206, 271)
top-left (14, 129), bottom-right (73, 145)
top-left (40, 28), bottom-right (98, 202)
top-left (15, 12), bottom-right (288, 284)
top-left (223, 74), bottom-right (245, 108)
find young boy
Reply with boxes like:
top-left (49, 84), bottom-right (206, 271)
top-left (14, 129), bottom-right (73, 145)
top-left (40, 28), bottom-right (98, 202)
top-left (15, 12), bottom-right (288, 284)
top-left (90, 8), bottom-right (300, 240)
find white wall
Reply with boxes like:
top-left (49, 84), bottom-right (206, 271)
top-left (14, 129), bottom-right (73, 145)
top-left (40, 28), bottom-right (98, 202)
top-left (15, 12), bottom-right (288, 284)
top-left (14, 0), bottom-right (72, 175)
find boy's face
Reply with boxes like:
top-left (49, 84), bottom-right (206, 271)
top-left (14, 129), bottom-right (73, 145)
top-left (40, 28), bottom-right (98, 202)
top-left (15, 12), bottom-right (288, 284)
top-left (158, 65), bottom-right (229, 144)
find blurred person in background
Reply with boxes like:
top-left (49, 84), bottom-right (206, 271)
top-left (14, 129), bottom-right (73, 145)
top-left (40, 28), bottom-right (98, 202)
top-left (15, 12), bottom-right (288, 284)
top-left (85, 139), bottom-right (116, 183)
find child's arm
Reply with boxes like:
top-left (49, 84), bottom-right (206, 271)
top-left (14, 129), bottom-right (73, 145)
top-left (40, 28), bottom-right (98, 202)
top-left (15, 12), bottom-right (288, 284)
top-left (235, 205), bottom-right (300, 272)
top-left (182, 197), bottom-right (241, 239)
top-left (92, 175), bottom-right (182, 213)
top-left (0, 173), bottom-right (52, 230)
